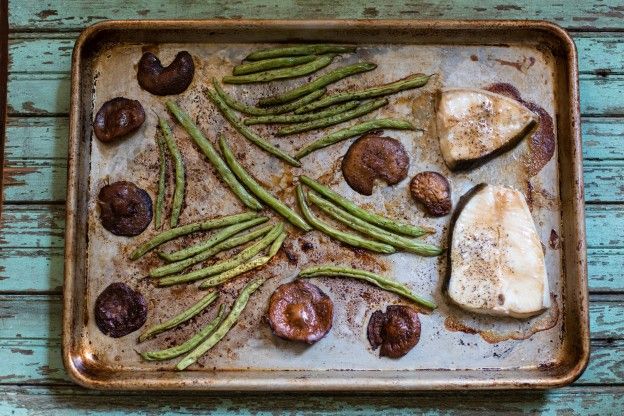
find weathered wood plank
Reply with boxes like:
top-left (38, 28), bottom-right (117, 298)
top-left (588, 248), bottom-right (624, 293)
top-left (6, 68), bottom-right (624, 118)
top-left (8, 34), bottom-right (624, 75)
top-left (0, 249), bottom-right (64, 292)
top-left (584, 161), bottom-right (624, 203)
top-left (4, 117), bottom-right (68, 160)
top-left (2, 159), bottom-right (67, 203)
top-left (575, 35), bottom-right (624, 75)
top-left (0, 206), bottom-right (65, 248)
top-left (6, 74), bottom-right (70, 115)
top-left (9, 1), bottom-right (624, 31)
top-left (8, 37), bottom-right (74, 74)
top-left (577, 340), bottom-right (624, 385)
top-left (582, 118), bottom-right (624, 160)
top-left (586, 205), bottom-right (624, 248)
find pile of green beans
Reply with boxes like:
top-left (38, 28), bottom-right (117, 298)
top-left (258, 62), bottom-right (376, 107)
top-left (276, 98), bottom-right (388, 136)
top-left (150, 221), bottom-right (271, 278)
top-left (245, 44), bottom-right (355, 61)
top-left (222, 54), bottom-right (335, 84)
top-left (141, 304), bottom-right (226, 361)
top-left (129, 211), bottom-right (259, 260)
top-left (233, 56), bottom-right (316, 76)
top-left (158, 118), bottom-right (185, 227)
top-left (176, 277), bottom-right (267, 370)
top-left (154, 131), bottom-right (167, 229)
top-left (165, 101), bottom-right (263, 211)
top-left (220, 136), bottom-right (311, 231)
top-left (299, 175), bottom-right (430, 237)
top-left (156, 223), bottom-right (284, 286)
top-left (308, 191), bottom-right (443, 256)
top-left (243, 101), bottom-right (359, 125)
top-left (213, 80), bottom-right (326, 116)
top-left (205, 88), bottom-right (301, 167)
top-left (295, 118), bottom-right (415, 159)
top-left (199, 231), bottom-right (287, 288)
top-left (138, 292), bottom-right (219, 342)
top-left (296, 185), bottom-right (395, 254)
top-left (295, 73), bottom-right (431, 113)
top-left (299, 265), bottom-right (437, 309)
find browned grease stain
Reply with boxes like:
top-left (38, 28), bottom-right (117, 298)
top-left (444, 294), bottom-right (560, 343)
top-left (493, 56), bottom-right (536, 73)
top-left (549, 229), bottom-right (561, 250)
top-left (486, 83), bottom-right (555, 177)
top-left (470, 54), bottom-right (479, 62)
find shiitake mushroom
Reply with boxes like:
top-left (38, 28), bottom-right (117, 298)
top-left (367, 305), bottom-right (421, 358)
top-left (94, 282), bottom-right (147, 338)
top-left (93, 97), bottom-right (145, 143)
top-left (137, 51), bottom-right (195, 95)
top-left (267, 280), bottom-right (333, 344)
top-left (409, 171), bottom-right (452, 216)
top-left (341, 132), bottom-right (409, 196)
top-left (98, 181), bottom-right (153, 237)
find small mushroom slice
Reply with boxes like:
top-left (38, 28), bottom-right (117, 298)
top-left (98, 181), bottom-right (153, 236)
top-left (93, 97), bottom-right (145, 143)
top-left (342, 132), bottom-right (409, 195)
top-left (436, 88), bottom-right (538, 170)
top-left (94, 282), bottom-right (147, 338)
top-left (137, 51), bottom-right (195, 95)
top-left (267, 280), bottom-right (333, 344)
top-left (409, 171), bottom-right (452, 216)
top-left (367, 305), bottom-right (421, 358)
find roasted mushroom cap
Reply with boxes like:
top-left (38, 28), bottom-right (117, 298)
top-left (137, 51), bottom-right (195, 95)
top-left (93, 97), bottom-right (145, 143)
top-left (409, 171), bottom-right (452, 216)
top-left (367, 305), bottom-right (421, 358)
top-left (98, 181), bottom-right (153, 236)
top-left (94, 282), bottom-right (147, 338)
top-left (267, 280), bottom-right (333, 344)
top-left (341, 132), bottom-right (409, 195)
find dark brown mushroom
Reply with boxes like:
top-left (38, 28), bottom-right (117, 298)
top-left (267, 280), bottom-right (333, 344)
top-left (94, 282), bottom-right (147, 338)
top-left (341, 132), bottom-right (409, 195)
top-left (367, 305), bottom-right (421, 358)
top-left (137, 51), bottom-right (195, 95)
top-left (93, 97), bottom-right (145, 143)
top-left (409, 171), bottom-right (452, 216)
top-left (98, 181), bottom-right (152, 236)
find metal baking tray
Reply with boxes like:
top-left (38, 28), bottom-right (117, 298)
top-left (63, 19), bottom-right (588, 391)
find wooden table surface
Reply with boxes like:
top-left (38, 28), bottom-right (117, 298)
top-left (2, 1), bottom-right (624, 414)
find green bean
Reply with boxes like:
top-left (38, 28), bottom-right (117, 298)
top-left (138, 292), bottom-right (218, 343)
top-left (223, 55), bottom-right (335, 84)
top-left (205, 88), bottom-right (301, 167)
top-left (150, 218), bottom-right (268, 277)
top-left (245, 44), bottom-right (355, 61)
top-left (158, 118), bottom-right (185, 227)
top-left (258, 63), bottom-right (377, 107)
top-left (176, 277), bottom-right (266, 370)
top-left (220, 137), bottom-right (311, 231)
top-left (277, 99), bottom-right (388, 136)
top-left (308, 192), bottom-right (443, 256)
top-left (295, 73), bottom-right (431, 113)
top-left (299, 175), bottom-right (430, 237)
top-left (243, 101), bottom-right (359, 125)
top-left (155, 224), bottom-right (273, 276)
top-left (295, 118), bottom-right (415, 159)
top-left (140, 304), bottom-right (226, 361)
top-left (129, 212), bottom-right (259, 260)
top-left (213, 81), bottom-right (326, 116)
top-left (199, 231), bottom-right (286, 289)
top-left (154, 131), bottom-right (167, 229)
top-left (157, 223), bottom-right (283, 287)
top-left (165, 101), bottom-right (263, 210)
top-left (233, 56), bottom-right (316, 75)
top-left (296, 185), bottom-right (394, 254)
top-left (299, 265), bottom-right (436, 309)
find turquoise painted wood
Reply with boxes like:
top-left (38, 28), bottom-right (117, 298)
top-left (2, 0), bottom-right (624, 414)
